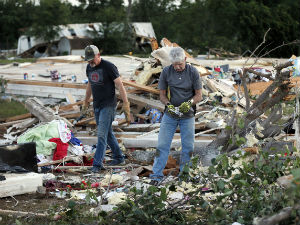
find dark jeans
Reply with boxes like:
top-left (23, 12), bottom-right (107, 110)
top-left (93, 106), bottom-right (124, 167)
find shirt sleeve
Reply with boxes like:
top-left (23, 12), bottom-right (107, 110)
top-left (86, 65), bottom-right (89, 78)
top-left (192, 67), bottom-right (202, 90)
top-left (109, 63), bottom-right (120, 80)
top-left (158, 68), bottom-right (168, 90)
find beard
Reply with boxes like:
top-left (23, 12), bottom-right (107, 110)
top-left (89, 62), bottom-right (96, 67)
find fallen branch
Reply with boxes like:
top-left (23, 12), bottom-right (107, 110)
top-left (254, 204), bottom-right (300, 225)
top-left (0, 209), bottom-right (48, 218)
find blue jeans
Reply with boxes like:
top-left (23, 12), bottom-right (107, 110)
top-left (93, 106), bottom-right (124, 167)
top-left (150, 113), bottom-right (195, 181)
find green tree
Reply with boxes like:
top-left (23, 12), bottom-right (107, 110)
top-left (0, 0), bottom-right (35, 49)
top-left (28, 0), bottom-right (71, 43)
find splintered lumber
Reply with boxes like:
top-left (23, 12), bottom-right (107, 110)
top-left (116, 123), bottom-right (161, 132)
top-left (6, 79), bottom-right (87, 89)
top-left (66, 93), bottom-right (80, 111)
top-left (5, 113), bottom-right (32, 122)
top-left (135, 63), bottom-right (162, 86)
top-left (208, 79), bottom-right (236, 97)
top-left (11, 117), bottom-right (38, 130)
top-left (122, 93), bottom-right (164, 111)
top-left (5, 80), bottom-right (86, 99)
top-left (25, 97), bottom-right (58, 122)
top-left (0, 173), bottom-right (43, 198)
top-left (122, 137), bottom-right (212, 149)
top-left (74, 117), bottom-right (95, 126)
top-left (0, 119), bottom-right (28, 129)
top-left (59, 111), bottom-right (81, 119)
top-left (122, 79), bottom-right (160, 94)
top-left (204, 77), bottom-right (218, 92)
top-left (25, 97), bottom-right (73, 127)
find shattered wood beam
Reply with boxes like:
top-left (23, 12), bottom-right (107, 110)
top-left (12, 118), bottom-right (38, 130)
top-left (5, 113), bottom-right (32, 122)
top-left (122, 138), bottom-right (212, 149)
top-left (7, 79), bottom-right (87, 89)
top-left (25, 97), bottom-right (58, 122)
top-left (66, 93), bottom-right (80, 111)
top-left (122, 79), bottom-right (160, 95)
top-left (25, 97), bottom-right (73, 127)
top-left (59, 111), bottom-right (81, 119)
top-left (117, 92), bottom-right (164, 111)
top-left (0, 119), bottom-right (28, 128)
top-left (246, 68), bottom-right (274, 80)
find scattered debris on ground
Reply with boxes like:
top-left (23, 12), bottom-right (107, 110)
top-left (1, 38), bottom-right (300, 224)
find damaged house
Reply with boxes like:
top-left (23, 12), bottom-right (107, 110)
top-left (17, 22), bottom-right (156, 58)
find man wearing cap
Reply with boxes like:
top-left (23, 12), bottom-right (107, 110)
top-left (150, 47), bottom-right (202, 185)
top-left (83, 45), bottom-right (131, 173)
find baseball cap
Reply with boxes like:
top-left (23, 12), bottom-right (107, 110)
top-left (84, 45), bottom-right (99, 61)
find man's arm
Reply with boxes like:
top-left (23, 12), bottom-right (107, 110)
top-left (114, 77), bottom-right (129, 103)
top-left (159, 90), bottom-right (170, 106)
top-left (84, 82), bottom-right (92, 107)
top-left (114, 77), bottom-right (131, 125)
top-left (191, 89), bottom-right (202, 105)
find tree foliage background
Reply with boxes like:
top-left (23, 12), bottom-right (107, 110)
top-left (0, 0), bottom-right (299, 57)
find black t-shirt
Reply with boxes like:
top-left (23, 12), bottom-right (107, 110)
top-left (86, 59), bottom-right (119, 108)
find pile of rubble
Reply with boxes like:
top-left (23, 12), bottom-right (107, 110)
top-left (0, 38), bottom-right (299, 220)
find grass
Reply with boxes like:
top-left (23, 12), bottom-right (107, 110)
top-left (0, 58), bottom-right (37, 65)
top-left (0, 98), bottom-right (28, 119)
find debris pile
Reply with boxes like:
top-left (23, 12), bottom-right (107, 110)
top-left (0, 38), bottom-right (300, 223)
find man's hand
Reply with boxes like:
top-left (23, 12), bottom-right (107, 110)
top-left (179, 100), bottom-right (192, 113)
top-left (80, 105), bottom-right (88, 116)
top-left (167, 103), bottom-right (176, 115)
top-left (121, 102), bottom-right (131, 125)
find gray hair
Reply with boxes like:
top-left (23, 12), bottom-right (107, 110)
top-left (169, 47), bottom-right (185, 63)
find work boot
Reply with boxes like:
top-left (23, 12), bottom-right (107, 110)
top-left (108, 159), bottom-right (125, 166)
top-left (149, 180), bottom-right (160, 186)
top-left (89, 165), bottom-right (106, 173)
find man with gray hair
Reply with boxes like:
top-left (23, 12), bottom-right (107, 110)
top-left (150, 47), bottom-right (202, 185)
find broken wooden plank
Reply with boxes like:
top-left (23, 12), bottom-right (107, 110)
top-left (0, 119), bottom-right (28, 129)
top-left (5, 113), bottom-right (32, 122)
top-left (122, 137), bottom-right (212, 149)
top-left (25, 97), bottom-right (58, 122)
top-left (66, 93), bottom-right (80, 112)
top-left (11, 117), bottom-right (38, 130)
top-left (122, 79), bottom-right (160, 94)
top-left (7, 79), bottom-right (87, 89)
top-left (135, 64), bottom-right (162, 86)
top-left (120, 92), bottom-right (164, 111)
